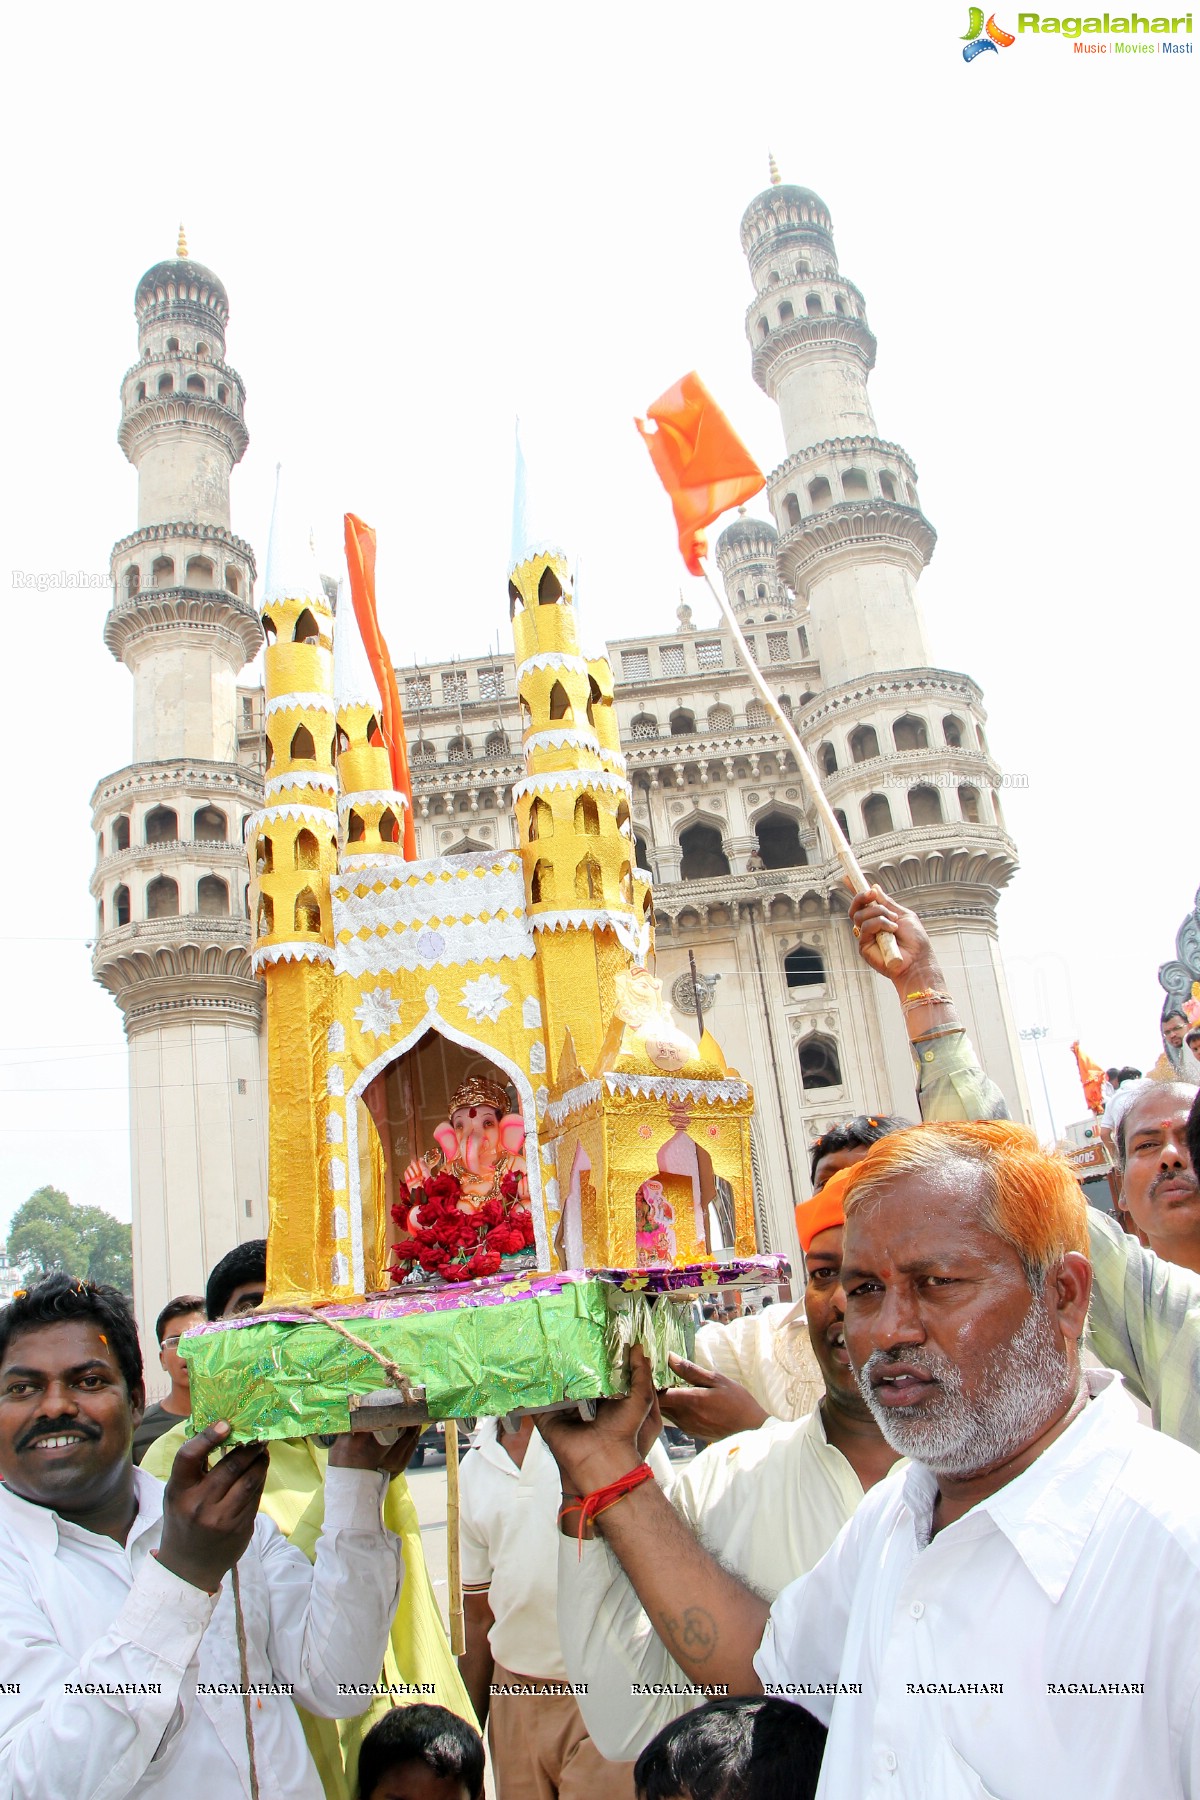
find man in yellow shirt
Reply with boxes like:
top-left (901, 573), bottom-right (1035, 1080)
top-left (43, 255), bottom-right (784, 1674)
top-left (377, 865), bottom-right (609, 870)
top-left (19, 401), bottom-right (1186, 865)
top-left (142, 1242), bottom-right (475, 1800)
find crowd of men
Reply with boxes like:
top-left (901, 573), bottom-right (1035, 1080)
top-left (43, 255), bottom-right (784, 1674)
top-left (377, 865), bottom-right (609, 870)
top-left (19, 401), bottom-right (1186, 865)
top-left (1, 884), bottom-right (1198, 1799)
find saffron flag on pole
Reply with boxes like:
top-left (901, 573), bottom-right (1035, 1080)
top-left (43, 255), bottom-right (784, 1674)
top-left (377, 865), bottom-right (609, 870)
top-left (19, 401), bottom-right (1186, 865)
top-left (1070, 1041), bottom-right (1107, 1116)
top-left (343, 513), bottom-right (417, 859)
top-left (635, 372), bottom-right (765, 574)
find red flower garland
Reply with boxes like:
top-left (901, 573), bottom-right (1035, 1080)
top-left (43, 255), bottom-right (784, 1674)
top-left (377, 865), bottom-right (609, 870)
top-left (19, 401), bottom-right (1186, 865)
top-left (388, 1168), bottom-right (535, 1286)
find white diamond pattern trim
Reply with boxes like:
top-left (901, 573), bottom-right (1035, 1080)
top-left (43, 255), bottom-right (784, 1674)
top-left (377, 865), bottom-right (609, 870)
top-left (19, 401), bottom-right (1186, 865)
top-left (546, 1080), bottom-right (603, 1125)
top-left (337, 790), bottom-right (410, 815)
top-left (251, 941), bottom-right (334, 973)
top-left (246, 802), bottom-right (336, 835)
top-left (335, 918), bottom-right (535, 979)
top-left (529, 908), bottom-right (642, 958)
top-left (266, 771), bottom-right (338, 797)
top-left (332, 857), bottom-right (526, 926)
top-left (264, 692), bottom-right (337, 716)
top-left (605, 1074), bottom-right (750, 1105)
top-left (510, 769), bottom-right (631, 803)
top-left (516, 651), bottom-right (591, 680)
top-left (523, 727), bottom-right (602, 756)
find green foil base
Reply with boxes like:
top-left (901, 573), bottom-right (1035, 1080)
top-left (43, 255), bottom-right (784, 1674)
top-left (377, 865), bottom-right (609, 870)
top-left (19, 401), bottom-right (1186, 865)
top-left (182, 1280), bottom-right (693, 1444)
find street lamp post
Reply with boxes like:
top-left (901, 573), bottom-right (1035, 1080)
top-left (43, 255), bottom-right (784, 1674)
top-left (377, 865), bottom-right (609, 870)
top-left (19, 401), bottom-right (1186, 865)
top-left (1019, 1026), bottom-right (1058, 1143)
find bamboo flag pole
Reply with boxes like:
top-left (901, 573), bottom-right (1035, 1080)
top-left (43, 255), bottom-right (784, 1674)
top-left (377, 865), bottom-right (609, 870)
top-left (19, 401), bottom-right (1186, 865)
top-left (696, 558), bottom-right (903, 972)
top-left (444, 1420), bottom-right (465, 1655)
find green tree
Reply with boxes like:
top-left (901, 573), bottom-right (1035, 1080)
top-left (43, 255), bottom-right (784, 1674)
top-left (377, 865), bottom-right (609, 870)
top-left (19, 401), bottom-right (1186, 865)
top-left (8, 1187), bottom-right (133, 1296)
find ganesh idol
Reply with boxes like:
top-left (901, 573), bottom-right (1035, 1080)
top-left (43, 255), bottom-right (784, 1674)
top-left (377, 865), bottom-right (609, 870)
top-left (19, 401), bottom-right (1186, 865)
top-left (389, 1075), bottom-right (535, 1285)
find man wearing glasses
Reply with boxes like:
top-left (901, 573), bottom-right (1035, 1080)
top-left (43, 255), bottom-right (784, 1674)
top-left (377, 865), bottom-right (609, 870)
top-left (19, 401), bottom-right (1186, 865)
top-left (130, 1294), bottom-right (205, 1465)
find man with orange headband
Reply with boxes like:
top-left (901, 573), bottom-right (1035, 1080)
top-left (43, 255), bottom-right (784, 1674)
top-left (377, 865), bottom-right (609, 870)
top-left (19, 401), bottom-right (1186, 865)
top-left (551, 1164), bottom-right (902, 1749)
top-left (543, 1122), bottom-right (1200, 1795)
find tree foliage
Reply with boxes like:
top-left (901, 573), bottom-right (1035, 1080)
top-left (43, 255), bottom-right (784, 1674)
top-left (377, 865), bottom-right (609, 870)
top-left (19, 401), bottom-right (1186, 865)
top-left (7, 1187), bottom-right (133, 1296)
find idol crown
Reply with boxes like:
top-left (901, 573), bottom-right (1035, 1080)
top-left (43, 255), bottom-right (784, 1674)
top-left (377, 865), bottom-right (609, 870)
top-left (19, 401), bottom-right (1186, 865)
top-left (450, 1076), bottom-right (511, 1118)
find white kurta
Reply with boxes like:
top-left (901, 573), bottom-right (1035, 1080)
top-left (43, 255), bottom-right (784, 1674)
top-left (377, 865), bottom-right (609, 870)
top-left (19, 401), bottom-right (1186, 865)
top-left (0, 1465), bottom-right (402, 1800)
top-left (691, 1304), bottom-right (823, 1422)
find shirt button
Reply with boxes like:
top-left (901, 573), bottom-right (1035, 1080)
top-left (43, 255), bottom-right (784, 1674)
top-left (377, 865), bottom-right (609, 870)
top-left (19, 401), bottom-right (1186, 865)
top-left (923, 1050), bottom-right (935, 1063)
top-left (910, 1601), bottom-right (924, 1618)
top-left (884, 1751), bottom-right (898, 1772)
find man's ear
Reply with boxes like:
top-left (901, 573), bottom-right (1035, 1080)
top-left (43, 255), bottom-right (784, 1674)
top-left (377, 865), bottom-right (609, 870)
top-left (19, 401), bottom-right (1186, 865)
top-left (1051, 1251), bottom-right (1092, 1342)
top-left (129, 1381), bottom-right (147, 1428)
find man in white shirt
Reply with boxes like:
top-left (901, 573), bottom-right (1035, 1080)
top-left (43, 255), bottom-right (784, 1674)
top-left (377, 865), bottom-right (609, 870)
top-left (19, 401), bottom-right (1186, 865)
top-left (0, 1273), bottom-right (410, 1800)
top-left (459, 1412), bottom-right (672, 1799)
top-left (541, 1121), bottom-right (1200, 1797)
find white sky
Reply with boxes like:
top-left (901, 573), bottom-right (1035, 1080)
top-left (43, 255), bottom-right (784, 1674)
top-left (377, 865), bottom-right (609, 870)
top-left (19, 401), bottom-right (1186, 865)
top-left (0, 3), bottom-right (1194, 1236)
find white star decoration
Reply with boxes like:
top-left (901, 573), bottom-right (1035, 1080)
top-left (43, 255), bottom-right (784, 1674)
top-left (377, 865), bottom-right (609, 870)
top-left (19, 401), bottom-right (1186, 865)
top-left (354, 987), bottom-right (402, 1038)
top-left (461, 973), bottom-right (511, 1024)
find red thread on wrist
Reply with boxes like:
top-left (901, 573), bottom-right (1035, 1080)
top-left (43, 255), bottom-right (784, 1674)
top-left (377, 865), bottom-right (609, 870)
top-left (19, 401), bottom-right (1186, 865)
top-left (572, 1463), bottom-right (654, 1555)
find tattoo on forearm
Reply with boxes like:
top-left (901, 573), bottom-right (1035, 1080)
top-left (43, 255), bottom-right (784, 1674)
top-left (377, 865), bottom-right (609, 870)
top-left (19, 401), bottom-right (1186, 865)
top-left (658, 1605), bottom-right (718, 1666)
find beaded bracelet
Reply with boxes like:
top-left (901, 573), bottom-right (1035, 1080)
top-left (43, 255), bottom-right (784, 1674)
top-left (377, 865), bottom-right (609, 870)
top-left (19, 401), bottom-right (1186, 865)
top-left (901, 989), bottom-right (955, 1012)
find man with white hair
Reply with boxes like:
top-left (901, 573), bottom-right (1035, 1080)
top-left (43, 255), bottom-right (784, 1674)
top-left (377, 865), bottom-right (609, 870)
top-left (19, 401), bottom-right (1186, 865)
top-left (542, 1122), bottom-right (1200, 1796)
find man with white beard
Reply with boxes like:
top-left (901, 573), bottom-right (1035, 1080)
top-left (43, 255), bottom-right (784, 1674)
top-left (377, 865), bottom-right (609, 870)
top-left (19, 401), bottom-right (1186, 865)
top-left (542, 1122), bottom-right (1200, 1797)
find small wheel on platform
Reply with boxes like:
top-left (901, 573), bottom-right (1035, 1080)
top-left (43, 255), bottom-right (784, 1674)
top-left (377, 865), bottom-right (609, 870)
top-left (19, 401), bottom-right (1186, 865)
top-left (575, 1400), bottom-right (597, 1422)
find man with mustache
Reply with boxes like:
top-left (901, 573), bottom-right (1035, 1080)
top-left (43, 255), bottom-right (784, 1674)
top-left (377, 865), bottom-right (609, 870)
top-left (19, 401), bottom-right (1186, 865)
top-left (0, 1273), bottom-right (409, 1798)
top-left (541, 1122), bottom-right (1200, 1795)
top-left (1112, 1083), bottom-right (1200, 1273)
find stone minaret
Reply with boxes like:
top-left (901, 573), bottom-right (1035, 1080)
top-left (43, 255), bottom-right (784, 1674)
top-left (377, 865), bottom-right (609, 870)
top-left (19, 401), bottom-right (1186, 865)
top-left (730, 168), bottom-right (1031, 1118)
top-left (90, 232), bottom-right (266, 1337)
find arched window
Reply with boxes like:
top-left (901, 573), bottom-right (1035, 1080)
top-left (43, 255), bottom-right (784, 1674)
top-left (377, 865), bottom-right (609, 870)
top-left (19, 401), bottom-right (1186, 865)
top-left (798, 1033), bottom-right (842, 1089)
top-left (833, 809), bottom-right (850, 841)
top-left (575, 855), bottom-right (603, 903)
top-left (346, 811), bottom-right (366, 843)
top-left (669, 709), bottom-right (696, 736)
top-left (942, 715), bottom-right (964, 748)
top-left (197, 875), bottom-right (229, 916)
top-left (186, 374), bottom-right (205, 395)
top-left (573, 794), bottom-right (600, 837)
top-left (293, 608), bottom-right (320, 644)
top-left (757, 316), bottom-right (769, 341)
top-left (841, 469), bottom-right (869, 499)
top-left (992, 790), bottom-right (1005, 827)
top-left (255, 836), bottom-right (274, 874)
top-left (135, 381), bottom-right (146, 403)
top-left (756, 812), bottom-right (808, 869)
top-left (166, 336), bottom-right (179, 352)
top-left (819, 742), bottom-right (837, 776)
top-left (294, 829), bottom-right (320, 869)
top-left (157, 373), bottom-right (174, 395)
top-left (294, 888), bottom-right (322, 933)
top-left (959, 785), bottom-right (982, 824)
top-left (530, 858), bottom-right (555, 904)
top-left (113, 815), bottom-right (130, 852)
top-left (146, 875), bottom-right (179, 918)
top-left (630, 713), bottom-right (658, 740)
top-left (508, 580), bottom-right (523, 618)
top-left (849, 725), bottom-right (880, 763)
top-left (879, 471), bottom-right (897, 501)
top-left (194, 806), bottom-right (226, 842)
top-left (529, 797), bottom-right (554, 840)
top-left (633, 834), bottom-right (650, 870)
top-left (707, 704), bottom-right (733, 731)
top-left (805, 293), bottom-right (823, 317)
top-left (776, 694), bottom-right (793, 718)
top-left (196, 340), bottom-right (209, 358)
top-left (909, 786), bottom-right (943, 827)
top-left (97, 899), bottom-right (105, 932)
top-left (378, 807), bottom-right (398, 845)
top-left (257, 893), bottom-right (275, 934)
top-left (976, 724), bottom-right (989, 752)
top-left (447, 735), bottom-right (471, 763)
top-left (225, 565), bottom-right (240, 596)
top-left (862, 794), bottom-right (893, 838)
top-left (114, 884), bottom-right (131, 927)
top-left (807, 476), bottom-right (832, 510)
top-left (145, 806), bottom-right (178, 845)
top-left (262, 615), bottom-right (277, 645)
top-left (893, 715), bottom-right (928, 752)
top-left (538, 566), bottom-right (563, 605)
top-left (783, 493), bottom-right (801, 527)
top-left (615, 799), bottom-right (631, 834)
top-left (785, 945), bottom-right (825, 989)
top-left (124, 566), bottom-right (140, 598)
top-left (756, 583), bottom-right (767, 599)
top-left (411, 739), bottom-right (436, 766)
top-left (548, 680), bottom-right (573, 722)
top-left (746, 700), bottom-right (770, 729)
top-left (834, 295), bottom-right (847, 317)
top-left (778, 300), bottom-right (794, 324)
top-left (290, 725), bottom-right (316, 761)
top-left (679, 823), bottom-right (730, 881)
top-left (485, 730), bottom-right (508, 757)
top-left (151, 556), bottom-right (174, 587)
top-left (217, 384), bottom-right (229, 405)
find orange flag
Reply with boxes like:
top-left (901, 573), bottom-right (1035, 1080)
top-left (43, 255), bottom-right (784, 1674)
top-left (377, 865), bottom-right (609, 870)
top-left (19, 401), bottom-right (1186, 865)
top-left (635, 372), bottom-right (765, 574)
top-left (343, 513), bottom-right (417, 859)
top-left (1070, 1041), bottom-right (1107, 1116)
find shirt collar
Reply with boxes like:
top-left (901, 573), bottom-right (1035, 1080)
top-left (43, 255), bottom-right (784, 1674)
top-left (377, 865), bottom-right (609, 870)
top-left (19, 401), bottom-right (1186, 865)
top-left (0, 1462), bottom-right (164, 1553)
top-left (900, 1370), bottom-right (1136, 1601)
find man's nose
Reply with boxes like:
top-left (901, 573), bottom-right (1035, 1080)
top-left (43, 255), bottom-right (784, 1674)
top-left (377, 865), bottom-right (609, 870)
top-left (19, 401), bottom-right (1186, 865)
top-left (1161, 1131), bottom-right (1189, 1168)
top-left (40, 1380), bottom-right (80, 1415)
top-left (871, 1283), bottom-right (926, 1351)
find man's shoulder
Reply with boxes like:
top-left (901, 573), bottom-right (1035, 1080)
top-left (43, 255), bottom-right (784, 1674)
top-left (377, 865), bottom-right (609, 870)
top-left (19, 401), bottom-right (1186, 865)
top-left (1109, 1422), bottom-right (1200, 1555)
top-left (675, 1413), bottom-right (815, 1508)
